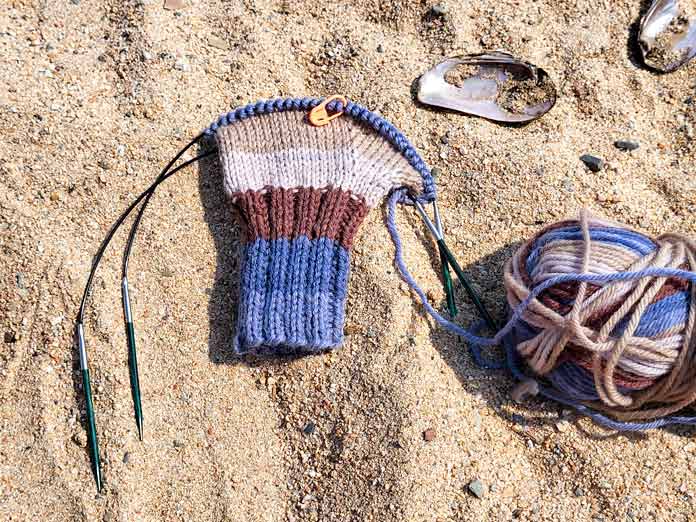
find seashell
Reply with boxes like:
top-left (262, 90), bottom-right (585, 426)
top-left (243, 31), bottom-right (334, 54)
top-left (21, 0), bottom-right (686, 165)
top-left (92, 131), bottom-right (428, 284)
top-left (638, 0), bottom-right (696, 72)
top-left (417, 51), bottom-right (557, 123)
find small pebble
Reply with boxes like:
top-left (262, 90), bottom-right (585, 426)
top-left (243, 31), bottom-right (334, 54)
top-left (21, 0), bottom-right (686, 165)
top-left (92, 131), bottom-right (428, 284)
top-left (468, 479), bottom-right (485, 499)
top-left (555, 420), bottom-right (571, 433)
top-left (430, 166), bottom-right (442, 178)
top-left (98, 159), bottom-right (112, 170)
top-left (174, 59), bottom-right (190, 72)
top-left (164, 0), bottom-right (185, 10)
top-left (574, 486), bottom-right (585, 497)
top-left (122, 452), bottom-right (131, 464)
top-left (580, 154), bottom-right (604, 172)
top-left (72, 431), bottom-right (87, 447)
top-left (511, 413), bottom-right (525, 425)
top-left (440, 133), bottom-right (449, 145)
top-left (614, 139), bottom-right (640, 151)
top-left (423, 428), bottom-right (436, 442)
top-left (208, 36), bottom-right (228, 50)
top-left (303, 421), bottom-right (316, 435)
top-left (173, 439), bottom-right (185, 448)
top-left (343, 323), bottom-right (361, 335)
top-left (376, 43), bottom-right (384, 53)
top-left (50, 191), bottom-right (60, 202)
top-left (430, 3), bottom-right (447, 16)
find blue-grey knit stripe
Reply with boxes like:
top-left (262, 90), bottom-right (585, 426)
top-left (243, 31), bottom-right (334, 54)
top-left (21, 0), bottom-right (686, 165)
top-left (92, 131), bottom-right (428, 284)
top-left (234, 236), bottom-right (349, 353)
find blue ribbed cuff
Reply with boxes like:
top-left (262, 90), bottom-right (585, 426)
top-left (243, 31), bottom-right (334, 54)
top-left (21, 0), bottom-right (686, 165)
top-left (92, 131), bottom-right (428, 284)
top-left (234, 236), bottom-right (350, 354)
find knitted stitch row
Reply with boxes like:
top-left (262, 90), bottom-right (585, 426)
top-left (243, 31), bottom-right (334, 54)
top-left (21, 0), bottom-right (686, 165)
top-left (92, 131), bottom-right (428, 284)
top-left (209, 97), bottom-right (431, 354)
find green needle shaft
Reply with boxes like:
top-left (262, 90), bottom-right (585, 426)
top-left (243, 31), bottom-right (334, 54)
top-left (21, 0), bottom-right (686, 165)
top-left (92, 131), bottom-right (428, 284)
top-left (437, 239), bottom-right (458, 317)
top-left (122, 278), bottom-right (143, 440)
top-left (438, 240), bottom-right (498, 332)
top-left (77, 323), bottom-right (102, 492)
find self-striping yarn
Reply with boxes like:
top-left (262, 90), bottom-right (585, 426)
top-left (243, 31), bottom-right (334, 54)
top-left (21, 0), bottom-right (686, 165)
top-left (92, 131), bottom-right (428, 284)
top-left (504, 210), bottom-right (696, 423)
top-left (388, 198), bottom-right (696, 430)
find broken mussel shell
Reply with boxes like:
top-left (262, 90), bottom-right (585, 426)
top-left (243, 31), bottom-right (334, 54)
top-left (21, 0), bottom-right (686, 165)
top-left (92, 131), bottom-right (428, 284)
top-left (417, 51), bottom-right (557, 123)
top-left (638, 0), bottom-right (696, 72)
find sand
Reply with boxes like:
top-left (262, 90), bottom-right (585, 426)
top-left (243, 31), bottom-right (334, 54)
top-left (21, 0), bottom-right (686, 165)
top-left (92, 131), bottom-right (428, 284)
top-left (1, 0), bottom-right (695, 521)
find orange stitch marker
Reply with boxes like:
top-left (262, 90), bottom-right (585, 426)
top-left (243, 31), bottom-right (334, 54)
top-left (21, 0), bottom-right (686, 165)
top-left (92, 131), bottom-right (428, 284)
top-left (308, 95), bottom-right (347, 126)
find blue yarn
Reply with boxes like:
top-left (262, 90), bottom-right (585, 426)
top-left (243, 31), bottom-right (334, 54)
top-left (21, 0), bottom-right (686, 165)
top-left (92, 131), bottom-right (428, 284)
top-left (614, 290), bottom-right (690, 337)
top-left (235, 236), bottom-right (349, 353)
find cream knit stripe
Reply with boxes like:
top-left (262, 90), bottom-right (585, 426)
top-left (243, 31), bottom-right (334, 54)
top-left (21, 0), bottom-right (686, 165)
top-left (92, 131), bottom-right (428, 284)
top-left (216, 111), bottom-right (422, 206)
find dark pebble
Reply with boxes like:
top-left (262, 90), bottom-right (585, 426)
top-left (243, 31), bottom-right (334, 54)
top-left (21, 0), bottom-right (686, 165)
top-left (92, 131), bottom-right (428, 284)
top-left (511, 413), bottom-right (526, 425)
top-left (376, 43), bottom-right (384, 53)
top-left (580, 154), bottom-right (604, 172)
top-left (303, 421), bottom-right (316, 435)
top-left (440, 133), bottom-right (449, 145)
top-left (4, 331), bottom-right (17, 344)
top-left (123, 452), bottom-right (131, 464)
top-left (430, 167), bottom-right (442, 178)
top-left (614, 139), bottom-right (640, 151)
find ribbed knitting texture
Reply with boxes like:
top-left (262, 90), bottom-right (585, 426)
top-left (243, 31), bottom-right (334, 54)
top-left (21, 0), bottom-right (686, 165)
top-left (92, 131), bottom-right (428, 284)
top-left (214, 103), bottom-right (422, 354)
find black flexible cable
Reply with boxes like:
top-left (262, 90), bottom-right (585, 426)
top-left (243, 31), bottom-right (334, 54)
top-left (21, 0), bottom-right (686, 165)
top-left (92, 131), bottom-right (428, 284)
top-left (122, 133), bottom-right (206, 275)
top-left (77, 146), bottom-right (217, 323)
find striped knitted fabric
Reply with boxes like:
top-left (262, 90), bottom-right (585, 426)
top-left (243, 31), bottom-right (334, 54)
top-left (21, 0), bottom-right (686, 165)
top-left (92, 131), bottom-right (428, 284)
top-left (212, 106), bottom-right (423, 354)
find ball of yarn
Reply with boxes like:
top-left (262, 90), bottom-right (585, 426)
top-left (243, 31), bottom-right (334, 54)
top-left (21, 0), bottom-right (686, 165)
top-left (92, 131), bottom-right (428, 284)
top-left (504, 211), bottom-right (696, 422)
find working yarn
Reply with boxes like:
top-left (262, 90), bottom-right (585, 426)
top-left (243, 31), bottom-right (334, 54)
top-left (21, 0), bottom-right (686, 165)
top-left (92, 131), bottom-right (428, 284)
top-left (504, 211), bottom-right (696, 423)
top-left (388, 203), bottom-right (696, 430)
top-left (208, 98), bottom-right (433, 353)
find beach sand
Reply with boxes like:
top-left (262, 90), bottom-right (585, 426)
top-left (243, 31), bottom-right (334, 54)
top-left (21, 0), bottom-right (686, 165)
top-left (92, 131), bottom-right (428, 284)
top-left (1, 0), bottom-right (695, 520)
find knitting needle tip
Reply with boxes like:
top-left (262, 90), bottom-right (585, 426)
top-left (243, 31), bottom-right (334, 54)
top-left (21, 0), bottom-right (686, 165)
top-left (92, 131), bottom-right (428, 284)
top-left (122, 277), bottom-right (144, 442)
top-left (77, 323), bottom-right (103, 493)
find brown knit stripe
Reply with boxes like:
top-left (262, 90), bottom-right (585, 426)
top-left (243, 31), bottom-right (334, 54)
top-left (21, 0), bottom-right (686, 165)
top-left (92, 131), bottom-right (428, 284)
top-left (233, 186), bottom-right (369, 249)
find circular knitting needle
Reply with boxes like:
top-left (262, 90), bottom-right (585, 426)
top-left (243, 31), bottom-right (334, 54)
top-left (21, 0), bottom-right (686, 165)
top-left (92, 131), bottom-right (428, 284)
top-left (433, 201), bottom-right (458, 318)
top-left (120, 133), bottom-right (206, 441)
top-left (76, 147), bottom-right (216, 491)
top-left (414, 199), bottom-right (498, 331)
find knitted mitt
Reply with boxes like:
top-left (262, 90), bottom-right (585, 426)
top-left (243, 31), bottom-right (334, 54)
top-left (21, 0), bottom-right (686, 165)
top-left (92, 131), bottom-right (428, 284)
top-left (210, 98), bottom-right (431, 354)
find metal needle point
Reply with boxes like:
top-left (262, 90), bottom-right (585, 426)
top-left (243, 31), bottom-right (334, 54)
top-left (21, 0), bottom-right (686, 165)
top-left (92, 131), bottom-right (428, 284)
top-left (414, 199), bottom-right (498, 331)
top-left (76, 322), bottom-right (102, 492)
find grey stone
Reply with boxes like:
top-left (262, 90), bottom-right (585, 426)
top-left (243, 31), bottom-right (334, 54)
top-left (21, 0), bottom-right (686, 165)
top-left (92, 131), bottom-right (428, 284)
top-left (303, 421), bottom-right (316, 435)
top-left (580, 154), bottom-right (604, 172)
top-left (468, 479), bottom-right (485, 498)
top-left (430, 4), bottom-right (447, 16)
top-left (614, 140), bottom-right (640, 151)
